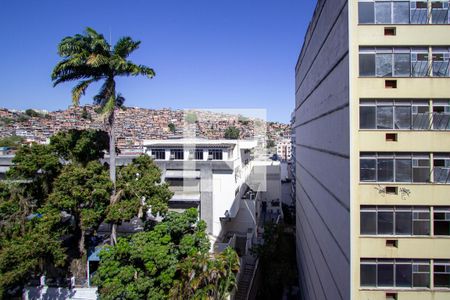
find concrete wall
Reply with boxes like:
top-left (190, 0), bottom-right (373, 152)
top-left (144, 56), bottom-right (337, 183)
top-left (294, 1), bottom-right (350, 299)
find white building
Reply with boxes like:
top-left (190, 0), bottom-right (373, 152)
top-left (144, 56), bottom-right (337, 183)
top-left (140, 138), bottom-right (282, 249)
top-left (276, 139), bottom-right (292, 161)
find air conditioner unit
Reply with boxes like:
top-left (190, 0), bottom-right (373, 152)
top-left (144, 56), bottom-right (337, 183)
top-left (208, 154), bottom-right (213, 160)
top-left (170, 154), bottom-right (175, 160)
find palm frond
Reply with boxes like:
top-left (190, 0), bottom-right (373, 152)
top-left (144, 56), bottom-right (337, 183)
top-left (71, 78), bottom-right (98, 106)
top-left (94, 78), bottom-right (115, 107)
top-left (113, 37), bottom-right (141, 59)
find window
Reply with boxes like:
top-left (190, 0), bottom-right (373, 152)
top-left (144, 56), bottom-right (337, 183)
top-left (393, 1), bottom-right (411, 23)
top-left (412, 156), bottom-right (430, 182)
top-left (434, 208), bottom-right (450, 235)
top-left (360, 100), bottom-right (428, 130)
top-left (359, 0), bottom-right (449, 24)
top-left (195, 149), bottom-right (204, 160)
top-left (412, 102), bottom-right (430, 129)
top-left (432, 100), bottom-right (450, 130)
top-left (360, 105), bottom-right (376, 129)
top-left (360, 153), bottom-right (431, 183)
top-left (432, 48), bottom-right (450, 77)
top-left (361, 261), bottom-right (377, 287)
top-left (360, 50), bottom-right (376, 76)
top-left (360, 47), bottom-right (421, 77)
top-left (359, 1), bottom-right (375, 23)
top-left (208, 149), bottom-right (223, 160)
top-left (360, 206), bottom-right (430, 236)
top-left (361, 259), bottom-right (430, 288)
top-left (413, 209), bottom-right (431, 235)
top-left (431, 0), bottom-right (450, 24)
top-left (378, 208), bottom-right (395, 234)
top-left (411, 1), bottom-right (429, 24)
top-left (377, 105), bottom-right (394, 129)
top-left (170, 149), bottom-right (184, 160)
top-left (360, 156), bottom-right (377, 181)
top-left (151, 149), bottom-right (165, 160)
top-left (412, 49), bottom-right (429, 77)
top-left (434, 261), bottom-right (450, 288)
top-left (434, 154), bottom-right (450, 183)
top-left (378, 157), bottom-right (394, 182)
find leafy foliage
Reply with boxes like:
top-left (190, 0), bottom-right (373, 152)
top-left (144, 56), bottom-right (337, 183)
top-left (94, 209), bottom-right (239, 300)
top-left (0, 136), bottom-right (24, 148)
top-left (224, 126), bottom-right (240, 139)
top-left (168, 123), bottom-right (176, 133)
top-left (106, 155), bottom-right (172, 225)
top-left (47, 161), bottom-right (112, 240)
top-left (50, 129), bottom-right (109, 165)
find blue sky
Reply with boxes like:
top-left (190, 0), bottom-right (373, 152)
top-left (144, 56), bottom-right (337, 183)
top-left (0, 0), bottom-right (316, 123)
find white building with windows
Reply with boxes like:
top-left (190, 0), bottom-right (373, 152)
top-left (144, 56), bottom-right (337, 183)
top-left (140, 138), bottom-right (282, 249)
top-left (276, 139), bottom-right (292, 161)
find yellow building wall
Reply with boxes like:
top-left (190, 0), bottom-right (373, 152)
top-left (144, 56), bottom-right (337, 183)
top-left (349, 0), bottom-right (450, 299)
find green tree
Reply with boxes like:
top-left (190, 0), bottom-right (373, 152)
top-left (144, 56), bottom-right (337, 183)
top-left (224, 126), bottom-right (240, 139)
top-left (0, 136), bottom-right (24, 148)
top-left (94, 209), bottom-right (239, 300)
top-left (25, 109), bottom-right (41, 118)
top-left (46, 161), bottom-right (113, 278)
top-left (50, 129), bottom-right (109, 166)
top-left (0, 183), bottom-right (66, 298)
top-left (51, 27), bottom-right (155, 244)
top-left (106, 155), bottom-right (172, 244)
top-left (168, 123), bottom-right (176, 133)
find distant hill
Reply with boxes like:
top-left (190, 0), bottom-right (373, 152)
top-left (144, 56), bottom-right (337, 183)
top-left (0, 106), bottom-right (290, 150)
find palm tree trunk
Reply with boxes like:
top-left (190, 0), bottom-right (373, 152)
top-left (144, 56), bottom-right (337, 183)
top-left (109, 110), bottom-right (118, 245)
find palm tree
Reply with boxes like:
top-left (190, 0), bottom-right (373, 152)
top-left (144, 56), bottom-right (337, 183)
top-left (51, 27), bottom-right (155, 244)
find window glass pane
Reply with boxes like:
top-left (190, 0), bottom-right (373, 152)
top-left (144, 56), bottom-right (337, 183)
top-left (395, 211), bottom-right (412, 235)
top-left (378, 159), bottom-right (394, 182)
top-left (360, 106), bottom-right (376, 129)
top-left (395, 106), bottom-right (412, 129)
top-left (434, 217), bottom-right (450, 235)
top-left (432, 106), bottom-right (450, 130)
top-left (411, 2), bottom-right (428, 24)
top-left (413, 166), bottom-right (430, 182)
top-left (412, 105), bottom-right (430, 129)
top-left (361, 264), bottom-right (377, 287)
top-left (359, 2), bottom-right (375, 23)
top-left (413, 273), bottom-right (430, 287)
top-left (361, 211), bottom-right (377, 234)
top-left (378, 211), bottom-right (394, 234)
top-left (378, 263), bottom-right (394, 286)
top-left (360, 54), bottom-right (376, 76)
top-left (393, 2), bottom-right (410, 23)
top-left (394, 53), bottom-right (411, 77)
top-left (375, 2), bottom-right (392, 24)
top-left (434, 269), bottom-right (450, 288)
top-left (413, 220), bottom-right (430, 235)
top-left (396, 159), bottom-right (412, 182)
top-left (412, 53), bottom-right (429, 77)
top-left (361, 159), bottom-right (377, 181)
top-left (377, 106), bottom-right (394, 129)
top-left (433, 55), bottom-right (449, 77)
top-left (376, 54), bottom-right (393, 77)
top-left (432, 5), bottom-right (449, 24)
top-left (396, 264), bottom-right (412, 287)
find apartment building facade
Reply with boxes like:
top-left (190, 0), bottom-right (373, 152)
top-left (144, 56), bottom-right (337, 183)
top-left (294, 0), bottom-right (450, 299)
top-left (140, 139), bottom-right (281, 247)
